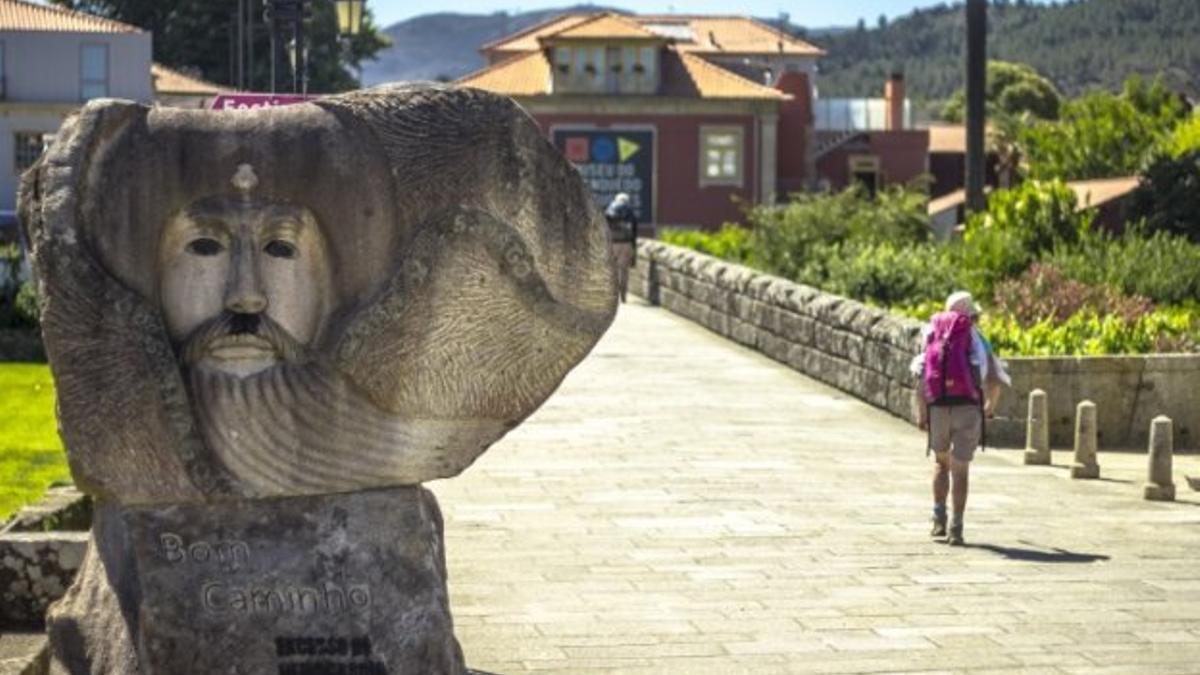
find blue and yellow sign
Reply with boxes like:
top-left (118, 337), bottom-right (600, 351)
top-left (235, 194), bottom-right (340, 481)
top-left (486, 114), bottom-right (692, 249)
top-left (553, 128), bottom-right (654, 223)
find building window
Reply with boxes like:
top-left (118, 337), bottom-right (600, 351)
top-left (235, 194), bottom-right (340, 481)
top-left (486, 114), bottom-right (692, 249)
top-left (638, 47), bottom-right (656, 77)
top-left (849, 155), bottom-right (881, 198)
top-left (0, 42), bottom-right (6, 99)
top-left (554, 47), bottom-right (571, 75)
top-left (14, 132), bottom-right (49, 173)
top-left (588, 46), bottom-right (605, 85)
top-left (80, 44), bottom-right (109, 100)
top-left (621, 46), bottom-right (636, 74)
top-left (699, 126), bottom-right (744, 187)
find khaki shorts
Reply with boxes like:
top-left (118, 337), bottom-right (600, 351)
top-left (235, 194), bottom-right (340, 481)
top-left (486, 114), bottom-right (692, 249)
top-left (929, 404), bottom-right (982, 462)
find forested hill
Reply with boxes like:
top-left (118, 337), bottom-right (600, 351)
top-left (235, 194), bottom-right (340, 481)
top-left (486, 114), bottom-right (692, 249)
top-left (808, 0), bottom-right (1200, 101)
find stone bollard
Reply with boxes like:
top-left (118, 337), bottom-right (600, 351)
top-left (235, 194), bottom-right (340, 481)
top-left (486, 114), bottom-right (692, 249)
top-left (1070, 400), bottom-right (1100, 479)
top-left (1144, 415), bottom-right (1176, 501)
top-left (1023, 389), bottom-right (1051, 465)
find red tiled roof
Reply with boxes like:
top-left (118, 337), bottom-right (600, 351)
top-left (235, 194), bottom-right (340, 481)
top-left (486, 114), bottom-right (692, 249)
top-left (664, 51), bottom-right (788, 100)
top-left (457, 51), bottom-right (550, 97)
top-left (927, 124), bottom-right (967, 154)
top-left (152, 63), bottom-right (221, 96)
top-left (544, 13), bottom-right (662, 41)
top-left (458, 48), bottom-right (788, 101)
top-left (926, 177), bottom-right (1139, 217)
top-left (480, 14), bottom-right (590, 55)
top-left (639, 15), bottom-right (825, 56)
top-left (0, 0), bottom-right (141, 33)
top-left (483, 12), bottom-right (823, 58)
top-left (1069, 176), bottom-right (1140, 209)
top-left (466, 12), bottom-right (808, 102)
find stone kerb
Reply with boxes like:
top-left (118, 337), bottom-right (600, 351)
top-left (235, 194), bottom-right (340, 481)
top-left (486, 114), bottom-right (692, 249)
top-left (633, 241), bottom-right (924, 423)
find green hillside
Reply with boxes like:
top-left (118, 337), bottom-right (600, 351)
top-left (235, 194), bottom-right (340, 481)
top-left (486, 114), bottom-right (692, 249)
top-left (809, 0), bottom-right (1200, 102)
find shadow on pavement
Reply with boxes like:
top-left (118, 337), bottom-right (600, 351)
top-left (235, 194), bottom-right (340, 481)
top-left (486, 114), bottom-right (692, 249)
top-left (1089, 476), bottom-right (1134, 485)
top-left (966, 542), bottom-right (1109, 563)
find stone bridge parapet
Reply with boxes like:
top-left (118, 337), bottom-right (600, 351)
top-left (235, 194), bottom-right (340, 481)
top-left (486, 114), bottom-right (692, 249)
top-left (631, 240), bottom-right (926, 424)
top-left (632, 241), bottom-right (1200, 450)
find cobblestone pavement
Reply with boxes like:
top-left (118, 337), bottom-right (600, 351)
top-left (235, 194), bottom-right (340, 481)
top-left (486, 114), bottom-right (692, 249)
top-left (430, 301), bottom-right (1200, 674)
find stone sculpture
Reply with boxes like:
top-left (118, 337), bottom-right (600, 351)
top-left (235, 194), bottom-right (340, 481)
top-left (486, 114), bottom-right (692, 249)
top-left (18, 85), bottom-right (616, 674)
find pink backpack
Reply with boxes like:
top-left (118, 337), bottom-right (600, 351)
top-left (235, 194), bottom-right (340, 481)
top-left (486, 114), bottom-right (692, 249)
top-left (922, 311), bottom-right (980, 404)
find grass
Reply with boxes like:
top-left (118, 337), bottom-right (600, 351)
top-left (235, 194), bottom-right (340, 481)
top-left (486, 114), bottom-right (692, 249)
top-left (0, 363), bottom-right (68, 521)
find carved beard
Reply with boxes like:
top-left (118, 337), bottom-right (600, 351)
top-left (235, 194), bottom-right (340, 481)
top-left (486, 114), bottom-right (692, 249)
top-left (180, 311), bottom-right (308, 370)
top-left (183, 316), bottom-right (505, 497)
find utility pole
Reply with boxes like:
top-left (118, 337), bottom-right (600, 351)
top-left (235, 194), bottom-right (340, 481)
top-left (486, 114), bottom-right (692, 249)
top-left (247, 0), bottom-right (256, 91)
top-left (264, 1), bottom-right (310, 94)
top-left (237, 0), bottom-right (245, 89)
top-left (294, 5), bottom-right (306, 94)
top-left (965, 0), bottom-right (987, 214)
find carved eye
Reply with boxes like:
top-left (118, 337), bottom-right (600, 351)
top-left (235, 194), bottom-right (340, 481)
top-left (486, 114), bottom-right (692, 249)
top-left (264, 240), bottom-right (297, 259)
top-left (186, 237), bottom-right (224, 256)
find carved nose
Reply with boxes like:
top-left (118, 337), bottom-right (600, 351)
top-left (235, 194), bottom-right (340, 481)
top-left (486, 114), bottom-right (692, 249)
top-left (225, 248), bottom-right (267, 314)
top-left (226, 290), bottom-right (267, 314)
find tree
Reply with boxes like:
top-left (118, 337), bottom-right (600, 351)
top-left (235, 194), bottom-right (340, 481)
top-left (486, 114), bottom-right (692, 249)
top-left (1127, 150), bottom-right (1200, 241)
top-left (811, 0), bottom-right (1200, 101)
top-left (1020, 75), bottom-right (1188, 180)
top-left (49, 0), bottom-right (388, 92)
top-left (1163, 114), bottom-right (1200, 158)
top-left (1121, 75), bottom-right (1191, 132)
top-left (942, 60), bottom-right (1061, 122)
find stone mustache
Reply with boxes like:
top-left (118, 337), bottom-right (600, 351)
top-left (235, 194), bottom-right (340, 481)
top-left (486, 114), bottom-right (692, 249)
top-left (18, 85), bottom-right (616, 674)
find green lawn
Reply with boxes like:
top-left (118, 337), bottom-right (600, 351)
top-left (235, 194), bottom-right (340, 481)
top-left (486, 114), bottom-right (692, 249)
top-left (0, 363), bottom-right (68, 520)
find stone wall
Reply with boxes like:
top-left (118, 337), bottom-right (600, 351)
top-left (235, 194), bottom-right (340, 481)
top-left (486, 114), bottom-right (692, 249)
top-left (631, 241), bottom-right (1200, 451)
top-left (989, 356), bottom-right (1200, 451)
top-left (630, 241), bottom-right (926, 424)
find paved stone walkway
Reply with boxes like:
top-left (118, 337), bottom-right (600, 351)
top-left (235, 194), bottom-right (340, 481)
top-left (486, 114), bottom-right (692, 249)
top-left (431, 301), bottom-right (1200, 674)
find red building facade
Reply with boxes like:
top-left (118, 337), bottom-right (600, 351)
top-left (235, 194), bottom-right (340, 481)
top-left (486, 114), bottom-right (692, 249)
top-left (460, 13), bottom-right (929, 229)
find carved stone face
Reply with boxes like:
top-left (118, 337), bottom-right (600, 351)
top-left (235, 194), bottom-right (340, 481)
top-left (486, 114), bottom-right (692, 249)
top-left (23, 88), bottom-right (618, 503)
top-left (158, 188), bottom-right (331, 377)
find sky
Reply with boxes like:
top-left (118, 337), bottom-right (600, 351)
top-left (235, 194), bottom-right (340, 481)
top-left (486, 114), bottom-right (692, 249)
top-left (369, 0), bottom-right (1050, 29)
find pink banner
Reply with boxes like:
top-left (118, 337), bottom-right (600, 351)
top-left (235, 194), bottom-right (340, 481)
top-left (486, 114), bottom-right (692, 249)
top-left (210, 93), bottom-right (314, 111)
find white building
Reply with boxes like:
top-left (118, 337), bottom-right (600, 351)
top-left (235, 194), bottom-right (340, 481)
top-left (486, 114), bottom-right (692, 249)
top-left (0, 0), bottom-right (153, 225)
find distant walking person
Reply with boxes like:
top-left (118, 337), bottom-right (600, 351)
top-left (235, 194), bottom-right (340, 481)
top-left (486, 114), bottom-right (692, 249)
top-left (605, 192), bottom-right (638, 303)
top-left (911, 291), bottom-right (1009, 546)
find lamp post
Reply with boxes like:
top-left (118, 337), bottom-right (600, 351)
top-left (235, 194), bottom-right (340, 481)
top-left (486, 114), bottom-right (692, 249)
top-left (264, 0), bottom-right (305, 93)
top-left (965, 0), bottom-right (987, 215)
top-left (335, 0), bottom-right (364, 36)
top-left (335, 0), bottom-right (364, 88)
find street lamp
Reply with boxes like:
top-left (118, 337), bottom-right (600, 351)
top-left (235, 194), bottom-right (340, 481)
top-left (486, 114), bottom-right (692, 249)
top-left (335, 0), bottom-right (364, 36)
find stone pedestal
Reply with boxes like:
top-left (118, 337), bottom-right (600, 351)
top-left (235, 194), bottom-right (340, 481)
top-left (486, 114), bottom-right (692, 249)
top-left (1023, 389), bottom-right (1051, 465)
top-left (1070, 400), bottom-right (1100, 479)
top-left (47, 488), bottom-right (464, 674)
top-left (1144, 415), bottom-right (1176, 502)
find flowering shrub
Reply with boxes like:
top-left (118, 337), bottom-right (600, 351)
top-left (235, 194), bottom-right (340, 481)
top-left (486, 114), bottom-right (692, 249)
top-left (992, 264), bottom-right (1154, 326)
top-left (1047, 229), bottom-right (1200, 305)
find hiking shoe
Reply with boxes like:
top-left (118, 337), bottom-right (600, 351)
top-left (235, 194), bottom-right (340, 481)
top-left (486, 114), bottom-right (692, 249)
top-left (930, 518), bottom-right (947, 539)
top-left (946, 524), bottom-right (964, 546)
